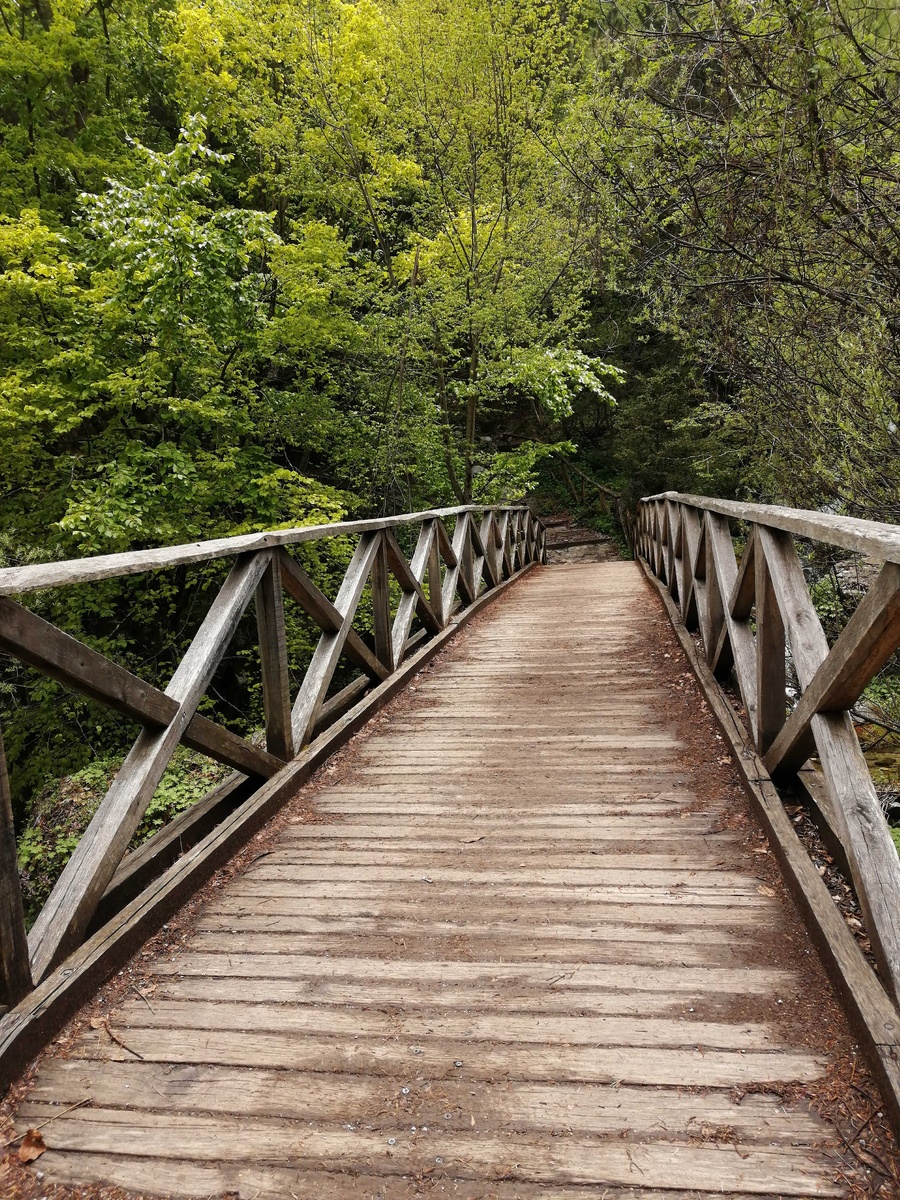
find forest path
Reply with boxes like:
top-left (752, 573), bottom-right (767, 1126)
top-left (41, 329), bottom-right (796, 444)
top-left (13, 563), bottom-right (853, 1198)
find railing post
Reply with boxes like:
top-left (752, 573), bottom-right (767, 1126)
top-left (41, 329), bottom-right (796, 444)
top-left (256, 556), bottom-right (294, 762)
top-left (371, 533), bottom-right (395, 673)
top-left (754, 528), bottom-right (787, 755)
top-left (426, 520), bottom-right (444, 626)
top-left (0, 728), bottom-right (33, 1009)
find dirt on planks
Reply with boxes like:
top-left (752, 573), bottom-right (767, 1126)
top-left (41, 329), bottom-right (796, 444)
top-left (636, 570), bottom-right (900, 1197)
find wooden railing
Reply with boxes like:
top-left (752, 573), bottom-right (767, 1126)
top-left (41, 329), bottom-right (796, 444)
top-left (0, 506), bottom-right (544, 1027)
top-left (635, 493), bottom-right (900, 1006)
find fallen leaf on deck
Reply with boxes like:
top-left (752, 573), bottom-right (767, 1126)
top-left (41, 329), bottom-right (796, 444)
top-left (757, 885), bottom-right (776, 897)
top-left (17, 1130), bottom-right (46, 1163)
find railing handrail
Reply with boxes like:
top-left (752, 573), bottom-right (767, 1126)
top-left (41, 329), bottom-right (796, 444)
top-left (0, 504), bottom-right (531, 597)
top-left (644, 491), bottom-right (900, 563)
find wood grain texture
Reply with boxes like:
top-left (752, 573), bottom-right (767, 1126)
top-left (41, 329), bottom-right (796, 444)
top-left (0, 504), bottom-right (532, 595)
top-left (645, 490), bottom-right (900, 563)
top-left (12, 562), bottom-right (852, 1198)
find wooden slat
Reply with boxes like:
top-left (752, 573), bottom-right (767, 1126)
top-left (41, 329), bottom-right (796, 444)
top-left (706, 518), bottom-right (759, 734)
top-left (290, 534), bottom-right (381, 748)
top-left (385, 523), bottom-right (441, 667)
top-left (27, 551), bottom-right (271, 982)
top-left (0, 730), bottom-right (31, 1008)
top-left (255, 559), bottom-right (293, 761)
top-left (0, 596), bottom-right (282, 779)
top-left (10, 1105), bottom-right (843, 1194)
top-left (426, 521), bottom-right (445, 627)
top-left (679, 506), bottom-right (702, 630)
top-left (370, 534), bottom-right (394, 673)
top-left (26, 1064), bottom-right (827, 1141)
top-left (441, 513), bottom-right (472, 614)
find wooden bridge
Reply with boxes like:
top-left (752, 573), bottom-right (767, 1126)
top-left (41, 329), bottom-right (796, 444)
top-left (2, 497), bottom-right (900, 1197)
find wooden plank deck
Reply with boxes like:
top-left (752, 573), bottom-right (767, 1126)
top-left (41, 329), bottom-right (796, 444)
top-left (14, 562), bottom-right (850, 1197)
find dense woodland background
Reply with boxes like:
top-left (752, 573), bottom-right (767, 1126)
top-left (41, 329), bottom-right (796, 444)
top-left (2, 0), bottom-right (899, 903)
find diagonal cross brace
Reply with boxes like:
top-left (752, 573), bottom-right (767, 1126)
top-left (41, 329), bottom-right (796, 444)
top-left (278, 549), bottom-right (387, 685)
top-left (756, 526), bottom-right (900, 1005)
top-left (386, 524), bottom-right (443, 668)
top-left (765, 562), bottom-right (900, 776)
top-left (291, 533), bottom-right (382, 750)
top-left (27, 550), bottom-right (272, 982)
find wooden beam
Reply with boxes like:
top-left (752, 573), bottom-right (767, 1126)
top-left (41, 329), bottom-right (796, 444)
top-left (370, 535), bottom-right (394, 674)
top-left (255, 560), bottom-right (294, 762)
top-left (679, 507), bottom-right (702, 631)
top-left (0, 729), bottom-right (32, 1008)
top-left (705, 519), bottom-right (758, 735)
top-left (458, 513), bottom-right (477, 601)
top-left (643, 492), bottom-right (900, 565)
top-left (443, 514), bottom-right (476, 614)
top-left (754, 534), bottom-right (786, 756)
top-left (384, 525), bottom-right (442, 669)
top-left (0, 597), bottom-right (282, 779)
top-left (0, 507), bottom-right (532, 597)
top-left (426, 525), bottom-right (445, 628)
top-left (765, 562), bottom-right (900, 775)
top-left (290, 534), bottom-right (381, 749)
top-left (27, 551), bottom-right (271, 983)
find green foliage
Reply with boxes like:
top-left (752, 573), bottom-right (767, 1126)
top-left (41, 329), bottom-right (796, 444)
top-left (574, 0), bottom-right (900, 516)
top-left (16, 747), bottom-right (230, 921)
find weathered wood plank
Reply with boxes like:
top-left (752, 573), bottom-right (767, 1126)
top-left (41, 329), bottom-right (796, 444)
top-left (4, 1156), bottom-right (771, 1200)
top-left (385, 523), bottom-right (441, 666)
top-left (646, 490), bottom-right (900, 564)
top-left (370, 533), bottom-right (394, 673)
top-left (27, 550), bottom-right (272, 982)
top-left (766, 561), bottom-right (900, 774)
top-left (11, 1106), bottom-right (843, 1194)
top-left (278, 548), bottom-right (387, 683)
top-left (58, 1034), bottom-right (828, 1088)
top-left (0, 505), bottom-right (531, 596)
top-left (290, 533), bottom-right (381, 748)
top-left (754, 531), bottom-right (786, 755)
